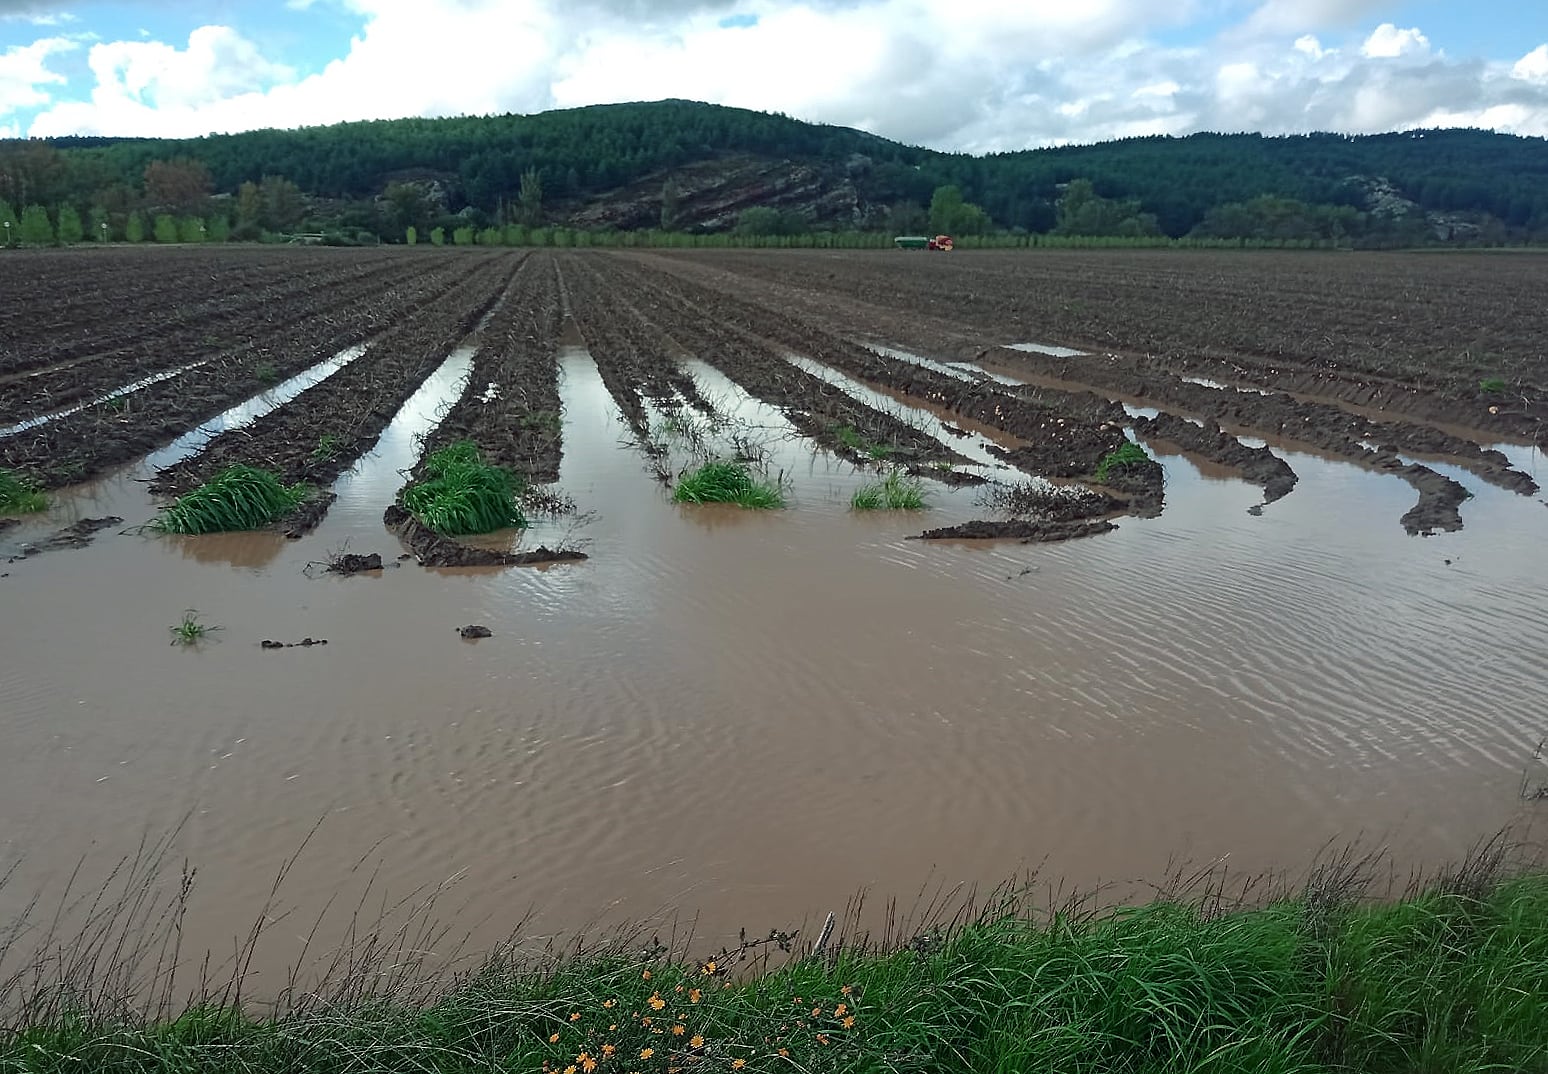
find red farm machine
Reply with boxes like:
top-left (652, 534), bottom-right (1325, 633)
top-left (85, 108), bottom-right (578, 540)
top-left (893, 234), bottom-right (954, 251)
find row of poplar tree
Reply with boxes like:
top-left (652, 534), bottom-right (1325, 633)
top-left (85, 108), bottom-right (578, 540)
top-left (0, 200), bottom-right (226, 246)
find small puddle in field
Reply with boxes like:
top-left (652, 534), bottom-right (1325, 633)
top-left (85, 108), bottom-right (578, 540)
top-left (320, 346), bottom-right (475, 532)
top-left (1006, 341), bottom-right (1087, 358)
top-left (876, 344), bottom-right (1029, 388)
top-left (1181, 374), bottom-right (1273, 396)
top-left (781, 353), bottom-right (1010, 473)
top-left (0, 361), bottom-right (210, 437)
top-left (140, 345), bottom-right (369, 472)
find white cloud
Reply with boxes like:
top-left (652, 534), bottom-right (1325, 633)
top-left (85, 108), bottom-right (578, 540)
top-left (1293, 35), bottom-right (1328, 60)
top-left (1361, 23), bottom-right (1431, 59)
top-left (1514, 44), bottom-right (1548, 84)
top-left (14, 4), bottom-right (1548, 151)
top-left (0, 36), bottom-right (73, 121)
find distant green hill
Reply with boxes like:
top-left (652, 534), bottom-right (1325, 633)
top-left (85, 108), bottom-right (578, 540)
top-left (4, 99), bottom-right (1547, 241)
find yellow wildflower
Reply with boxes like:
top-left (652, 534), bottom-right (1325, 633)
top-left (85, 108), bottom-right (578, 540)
top-left (811, 1008), bottom-right (821, 1017)
top-left (570, 1012), bottom-right (582, 1022)
top-left (834, 1003), bottom-right (847, 1017)
top-left (672, 1024), bottom-right (685, 1036)
top-left (841, 985), bottom-right (852, 996)
top-left (732, 1061), bottom-right (746, 1070)
top-left (642, 969), bottom-right (652, 980)
top-left (602, 1044), bottom-right (616, 1057)
top-left (817, 1034), bottom-right (830, 1045)
top-left (689, 988), bottom-right (702, 1004)
top-left (674, 985), bottom-right (684, 993)
top-left (582, 1059), bottom-right (597, 1074)
top-left (609, 1024), bottom-right (617, 1032)
top-left (842, 1016), bottom-right (855, 1029)
top-left (701, 960), bottom-right (717, 975)
top-left (604, 999), bottom-right (616, 1009)
top-left (690, 1034), bottom-right (704, 1048)
top-left (564, 1067), bottom-right (577, 1074)
top-left (550, 1032), bottom-right (561, 1043)
top-left (649, 994), bottom-right (667, 1011)
top-left (642, 1016), bottom-right (652, 1026)
top-left (778, 1048), bottom-right (790, 1058)
top-left (640, 1047), bottom-right (655, 1059)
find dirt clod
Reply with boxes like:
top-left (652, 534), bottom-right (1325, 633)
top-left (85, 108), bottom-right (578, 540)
top-left (383, 504), bottom-right (587, 569)
top-left (261, 637), bottom-right (329, 649)
top-left (329, 552), bottom-right (384, 574)
top-left (8, 516), bottom-right (122, 561)
top-left (912, 519), bottom-right (1118, 543)
top-left (459, 625), bottom-right (493, 639)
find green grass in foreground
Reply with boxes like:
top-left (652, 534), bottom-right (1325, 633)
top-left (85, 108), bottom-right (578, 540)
top-left (0, 469), bottom-right (47, 515)
top-left (149, 465), bottom-right (306, 534)
top-left (673, 460), bottom-right (784, 509)
top-left (6, 869), bottom-right (1548, 1073)
top-left (852, 469), bottom-right (927, 511)
top-left (402, 441), bottom-right (527, 535)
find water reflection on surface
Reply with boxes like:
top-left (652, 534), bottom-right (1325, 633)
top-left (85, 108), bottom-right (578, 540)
top-left (1, 340), bottom-right (1546, 984)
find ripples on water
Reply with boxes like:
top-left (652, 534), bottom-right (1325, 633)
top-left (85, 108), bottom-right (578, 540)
top-left (1, 344), bottom-right (1544, 966)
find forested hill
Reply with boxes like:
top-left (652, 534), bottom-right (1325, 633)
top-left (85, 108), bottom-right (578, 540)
top-left (4, 99), bottom-right (1547, 243)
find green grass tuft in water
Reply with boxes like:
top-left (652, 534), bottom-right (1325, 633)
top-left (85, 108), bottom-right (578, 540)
top-left (673, 460), bottom-right (785, 509)
top-left (149, 465), bottom-right (306, 534)
top-left (851, 468), bottom-right (927, 511)
top-left (401, 441), bottom-right (527, 536)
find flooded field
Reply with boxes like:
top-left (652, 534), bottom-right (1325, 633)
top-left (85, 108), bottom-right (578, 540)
top-left (2, 247), bottom-right (1546, 983)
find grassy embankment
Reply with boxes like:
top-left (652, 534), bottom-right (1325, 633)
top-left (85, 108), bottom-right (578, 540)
top-left (4, 850), bottom-right (1547, 1073)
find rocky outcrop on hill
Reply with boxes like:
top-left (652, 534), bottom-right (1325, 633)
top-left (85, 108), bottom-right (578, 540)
top-left (562, 154), bottom-right (876, 232)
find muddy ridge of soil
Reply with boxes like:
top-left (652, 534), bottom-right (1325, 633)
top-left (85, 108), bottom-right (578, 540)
top-left (0, 256), bottom-right (419, 423)
top-left (582, 256), bottom-right (972, 473)
top-left (3, 255), bottom-right (507, 491)
top-left (1378, 455), bottom-right (1470, 535)
top-left (979, 345), bottom-right (1538, 500)
top-left (383, 505), bottom-right (587, 568)
top-left (150, 256), bottom-right (524, 541)
top-left (652, 248), bottom-right (1548, 446)
top-left (283, 493), bottom-right (339, 539)
top-left (417, 253), bottom-right (567, 486)
top-left (7, 515), bottom-right (122, 560)
top-left (1132, 413), bottom-right (1298, 503)
top-left (608, 253), bottom-right (1162, 509)
top-left (914, 518), bottom-right (1119, 542)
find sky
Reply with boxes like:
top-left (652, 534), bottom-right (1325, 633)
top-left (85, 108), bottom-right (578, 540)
top-left (1, 0), bottom-right (1546, 152)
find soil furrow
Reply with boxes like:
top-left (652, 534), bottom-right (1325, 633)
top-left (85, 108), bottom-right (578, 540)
top-left (414, 252), bottom-right (565, 485)
top-left (152, 256), bottom-right (522, 510)
top-left (580, 254), bottom-right (974, 474)
top-left (1, 255), bottom-right (506, 489)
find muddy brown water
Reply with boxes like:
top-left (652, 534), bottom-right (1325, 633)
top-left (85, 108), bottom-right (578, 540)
top-left (2, 342), bottom-right (1547, 990)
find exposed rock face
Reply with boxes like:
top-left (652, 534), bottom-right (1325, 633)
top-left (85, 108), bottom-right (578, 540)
top-left (562, 154), bottom-right (873, 232)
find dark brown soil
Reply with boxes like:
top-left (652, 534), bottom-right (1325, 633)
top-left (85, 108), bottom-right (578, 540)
top-left (1132, 413), bottom-right (1298, 502)
top-left (330, 552), bottom-right (384, 574)
top-left (2, 255), bottom-right (502, 490)
top-left (7, 515), bottom-right (122, 560)
top-left (413, 253), bottom-right (566, 485)
top-left (649, 248), bottom-right (1548, 446)
top-left (154, 257), bottom-right (521, 521)
top-left (913, 519), bottom-right (1119, 542)
top-left (576, 256), bottom-right (973, 473)
top-left (623, 249), bottom-right (1533, 534)
top-left (383, 505), bottom-right (587, 568)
